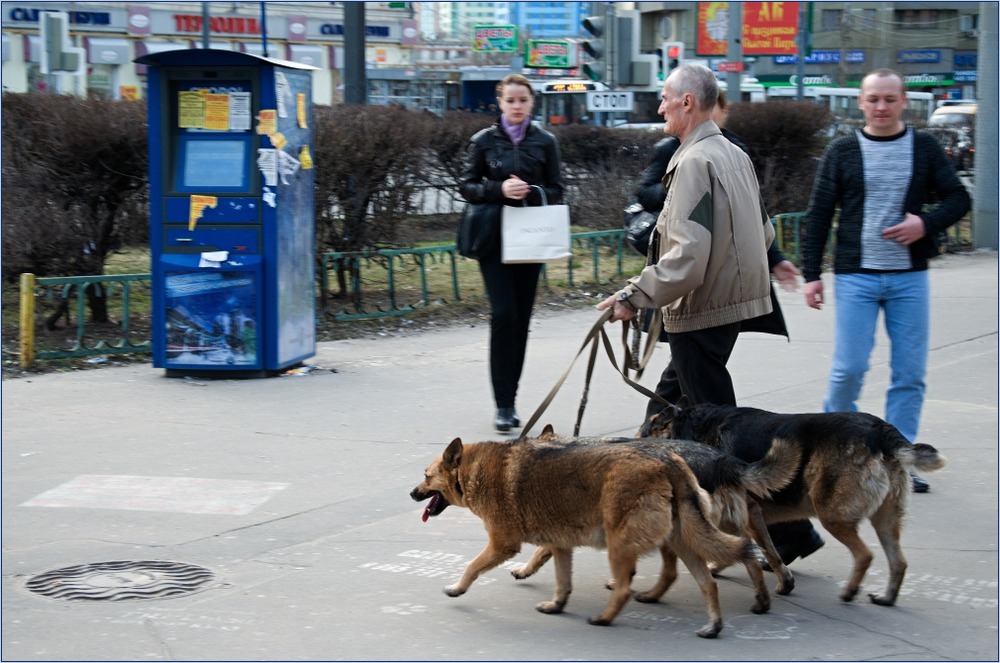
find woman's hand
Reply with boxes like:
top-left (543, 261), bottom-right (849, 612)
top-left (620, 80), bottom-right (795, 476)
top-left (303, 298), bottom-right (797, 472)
top-left (502, 174), bottom-right (531, 200)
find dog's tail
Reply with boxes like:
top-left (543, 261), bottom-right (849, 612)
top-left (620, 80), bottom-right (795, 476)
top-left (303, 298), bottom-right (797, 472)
top-left (895, 442), bottom-right (948, 474)
top-left (877, 421), bottom-right (948, 474)
top-left (740, 437), bottom-right (802, 500)
top-left (669, 452), bottom-right (755, 568)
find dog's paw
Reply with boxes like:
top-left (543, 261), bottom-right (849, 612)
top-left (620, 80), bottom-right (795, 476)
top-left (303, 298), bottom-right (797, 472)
top-left (695, 619), bottom-right (723, 639)
top-left (839, 586), bottom-right (859, 602)
top-left (750, 595), bottom-right (770, 614)
top-left (535, 600), bottom-right (565, 614)
top-left (586, 615), bottom-right (613, 626)
top-left (634, 591), bottom-right (661, 604)
top-left (443, 585), bottom-right (466, 598)
top-left (867, 592), bottom-right (896, 607)
top-left (510, 564), bottom-right (532, 580)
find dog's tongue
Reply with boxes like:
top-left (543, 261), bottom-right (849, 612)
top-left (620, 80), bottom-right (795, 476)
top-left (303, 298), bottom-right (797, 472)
top-left (421, 494), bottom-right (440, 522)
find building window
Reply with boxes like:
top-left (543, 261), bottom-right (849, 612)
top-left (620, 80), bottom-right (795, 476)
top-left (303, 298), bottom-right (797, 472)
top-left (855, 8), bottom-right (877, 30)
top-left (895, 9), bottom-right (956, 30)
top-left (820, 9), bottom-right (842, 32)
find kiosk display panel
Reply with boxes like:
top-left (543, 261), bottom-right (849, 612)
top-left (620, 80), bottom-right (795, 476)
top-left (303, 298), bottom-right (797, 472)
top-left (177, 136), bottom-right (251, 191)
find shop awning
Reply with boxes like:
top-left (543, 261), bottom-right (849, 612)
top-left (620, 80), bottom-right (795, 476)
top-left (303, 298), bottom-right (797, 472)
top-left (287, 44), bottom-right (325, 68)
top-left (85, 37), bottom-right (131, 65)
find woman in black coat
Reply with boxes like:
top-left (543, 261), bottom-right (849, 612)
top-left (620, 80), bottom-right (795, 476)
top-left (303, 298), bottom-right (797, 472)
top-left (458, 74), bottom-right (565, 432)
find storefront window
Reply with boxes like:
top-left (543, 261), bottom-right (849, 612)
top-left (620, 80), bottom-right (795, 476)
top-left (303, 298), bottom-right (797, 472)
top-left (86, 64), bottom-right (114, 99)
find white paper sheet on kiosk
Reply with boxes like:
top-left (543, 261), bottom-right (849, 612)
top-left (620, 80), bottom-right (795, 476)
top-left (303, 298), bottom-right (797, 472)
top-left (199, 250), bottom-right (229, 268)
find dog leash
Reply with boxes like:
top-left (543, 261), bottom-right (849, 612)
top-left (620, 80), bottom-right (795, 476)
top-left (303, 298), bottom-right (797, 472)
top-left (518, 308), bottom-right (670, 440)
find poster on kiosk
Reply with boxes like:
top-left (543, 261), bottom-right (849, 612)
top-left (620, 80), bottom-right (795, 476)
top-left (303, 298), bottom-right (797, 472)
top-left (136, 49), bottom-right (317, 376)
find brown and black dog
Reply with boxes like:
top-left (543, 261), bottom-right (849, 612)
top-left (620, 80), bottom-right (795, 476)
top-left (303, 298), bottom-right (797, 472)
top-left (641, 401), bottom-right (947, 606)
top-left (511, 426), bottom-right (801, 615)
top-left (411, 436), bottom-right (755, 637)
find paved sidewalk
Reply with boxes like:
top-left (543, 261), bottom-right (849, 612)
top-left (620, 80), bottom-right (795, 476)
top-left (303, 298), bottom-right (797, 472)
top-left (2, 251), bottom-right (997, 661)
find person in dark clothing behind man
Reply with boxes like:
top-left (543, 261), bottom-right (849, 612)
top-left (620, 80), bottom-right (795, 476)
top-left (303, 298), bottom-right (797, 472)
top-left (631, 89), bottom-right (822, 569)
top-left (458, 74), bottom-right (565, 432)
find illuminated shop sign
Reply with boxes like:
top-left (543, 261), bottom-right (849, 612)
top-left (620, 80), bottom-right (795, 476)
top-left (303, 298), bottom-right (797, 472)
top-left (173, 14), bottom-right (261, 35)
top-left (545, 82), bottom-right (595, 92)
top-left (7, 6), bottom-right (110, 25)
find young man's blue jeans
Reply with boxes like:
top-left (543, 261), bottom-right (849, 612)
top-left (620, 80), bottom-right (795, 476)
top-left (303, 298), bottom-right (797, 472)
top-left (824, 271), bottom-right (929, 442)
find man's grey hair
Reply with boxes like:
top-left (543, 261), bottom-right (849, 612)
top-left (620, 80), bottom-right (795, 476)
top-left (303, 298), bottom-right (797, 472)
top-left (669, 63), bottom-right (719, 111)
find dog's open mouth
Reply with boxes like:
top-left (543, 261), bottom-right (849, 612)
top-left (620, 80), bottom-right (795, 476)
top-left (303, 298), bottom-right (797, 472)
top-left (421, 492), bottom-right (449, 522)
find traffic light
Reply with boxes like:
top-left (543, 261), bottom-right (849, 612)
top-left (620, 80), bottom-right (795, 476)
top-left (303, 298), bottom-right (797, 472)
top-left (581, 14), bottom-right (606, 83)
top-left (39, 11), bottom-right (84, 75)
top-left (662, 41), bottom-right (684, 80)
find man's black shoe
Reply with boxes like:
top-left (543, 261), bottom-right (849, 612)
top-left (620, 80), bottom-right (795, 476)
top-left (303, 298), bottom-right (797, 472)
top-left (911, 471), bottom-right (930, 493)
top-left (760, 528), bottom-right (825, 572)
top-left (495, 407), bottom-right (517, 432)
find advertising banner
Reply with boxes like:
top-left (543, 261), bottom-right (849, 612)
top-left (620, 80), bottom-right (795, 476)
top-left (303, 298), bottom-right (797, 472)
top-left (525, 40), bottom-right (572, 68)
top-left (473, 25), bottom-right (518, 53)
top-left (697, 2), bottom-right (800, 56)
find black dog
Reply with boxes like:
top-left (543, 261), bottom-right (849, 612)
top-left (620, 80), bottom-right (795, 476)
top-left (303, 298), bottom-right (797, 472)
top-left (641, 400), bottom-right (946, 607)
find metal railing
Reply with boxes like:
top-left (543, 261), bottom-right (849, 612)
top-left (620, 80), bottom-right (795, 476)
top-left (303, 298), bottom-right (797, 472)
top-left (17, 273), bottom-right (152, 367)
top-left (17, 218), bottom-right (828, 367)
top-left (318, 229), bottom-right (636, 319)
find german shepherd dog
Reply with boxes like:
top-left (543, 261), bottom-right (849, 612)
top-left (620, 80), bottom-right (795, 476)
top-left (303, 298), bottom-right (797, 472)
top-left (641, 401), bottom-right (947, 606)
top-left (511, 425), bottom-right (801, 615)
top-left (411, 436), bottom-right (756, 637)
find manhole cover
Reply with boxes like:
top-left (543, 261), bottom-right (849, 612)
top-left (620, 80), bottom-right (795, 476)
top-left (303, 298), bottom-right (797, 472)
top-left (25, 560), bottom-right (216, 601)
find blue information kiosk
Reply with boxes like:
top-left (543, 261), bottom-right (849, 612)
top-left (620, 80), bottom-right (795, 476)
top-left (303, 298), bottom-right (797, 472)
top-left (137, 49), bottom-right (316, 376)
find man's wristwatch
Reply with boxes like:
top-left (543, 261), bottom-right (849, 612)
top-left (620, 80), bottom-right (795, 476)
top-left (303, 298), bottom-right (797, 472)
top-left (616, 290), bottom-right (637, 312)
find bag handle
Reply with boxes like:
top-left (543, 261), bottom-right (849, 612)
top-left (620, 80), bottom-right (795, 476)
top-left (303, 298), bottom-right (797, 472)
top-left (521, 184), bottom-right (547, 207)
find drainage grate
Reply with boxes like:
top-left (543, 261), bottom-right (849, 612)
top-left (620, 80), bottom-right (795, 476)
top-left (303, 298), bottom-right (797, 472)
top-left (25, 560), bottom-right (216, 602)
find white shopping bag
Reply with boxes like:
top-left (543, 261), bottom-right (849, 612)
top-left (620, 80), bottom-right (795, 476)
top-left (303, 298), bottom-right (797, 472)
top-left (501, 187), bottom-right (571, 264)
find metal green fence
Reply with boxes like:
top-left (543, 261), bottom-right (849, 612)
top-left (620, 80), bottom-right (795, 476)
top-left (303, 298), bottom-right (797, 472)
top-left (18, 218), bottom-right (833, 367)
top-left (17, 273), bottom-right (152, 367)
top-left (317, 229), bottom-right (635, 320)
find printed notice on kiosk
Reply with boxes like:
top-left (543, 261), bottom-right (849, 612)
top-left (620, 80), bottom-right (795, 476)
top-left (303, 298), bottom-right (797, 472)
top-left (177, 90), bottom-right (252, 131)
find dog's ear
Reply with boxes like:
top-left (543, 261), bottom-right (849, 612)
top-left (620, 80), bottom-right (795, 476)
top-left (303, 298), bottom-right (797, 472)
top-left (539, 423), bottom-right (556, 439)
top-left (443, 438), bottom-right (463, 469)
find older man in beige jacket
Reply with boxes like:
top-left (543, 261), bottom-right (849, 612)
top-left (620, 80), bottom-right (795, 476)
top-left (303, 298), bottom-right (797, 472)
top-left (598, 63), bottom-right (775, 414)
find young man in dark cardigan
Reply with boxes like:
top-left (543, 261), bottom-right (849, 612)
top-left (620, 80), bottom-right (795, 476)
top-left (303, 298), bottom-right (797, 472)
top-left (766, 69), bottom-right (970, 571)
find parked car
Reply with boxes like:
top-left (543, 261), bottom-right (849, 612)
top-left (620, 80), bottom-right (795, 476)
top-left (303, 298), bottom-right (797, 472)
top-left (928, 104), bottom-right (976, 171)
top-left (929, 103), bottom-right (977, 131)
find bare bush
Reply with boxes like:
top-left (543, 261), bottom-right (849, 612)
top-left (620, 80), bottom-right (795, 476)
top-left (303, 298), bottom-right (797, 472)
top-left (312, 104), bottom-right (432, 254)
top-left (551, 125), bottom-right (661, 230)
top-left (726, 101), bottom-right (835, 215)
top-left (421, 110), bottom-right (494, 206)
top-left (1, 93), bottom-right (148, 284)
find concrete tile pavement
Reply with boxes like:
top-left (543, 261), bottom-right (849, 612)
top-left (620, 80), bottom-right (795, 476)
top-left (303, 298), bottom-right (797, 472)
top-left (1, 250), bottom-right (997, 661)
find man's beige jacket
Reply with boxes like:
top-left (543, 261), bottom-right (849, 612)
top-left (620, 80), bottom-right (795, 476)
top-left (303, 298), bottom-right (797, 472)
top-left (625, 119), bottom-right (775, 333)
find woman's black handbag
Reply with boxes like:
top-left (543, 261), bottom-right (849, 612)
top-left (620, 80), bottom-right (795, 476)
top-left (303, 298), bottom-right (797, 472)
top-left (456, 203), bottom-right (501, 259)
top-left (623, 201), bottom-right (657, 257)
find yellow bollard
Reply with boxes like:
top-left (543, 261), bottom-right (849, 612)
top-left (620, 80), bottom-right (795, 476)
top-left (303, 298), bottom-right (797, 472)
top-left (19, 273), bottom-right (35, 369)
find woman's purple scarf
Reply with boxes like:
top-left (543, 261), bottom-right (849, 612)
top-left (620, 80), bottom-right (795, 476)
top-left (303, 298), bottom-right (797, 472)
top-left (501, 115), bottom-right (529, 145)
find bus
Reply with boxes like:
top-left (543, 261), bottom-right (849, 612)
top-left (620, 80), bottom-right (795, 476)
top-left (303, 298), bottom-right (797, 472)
top-left (765, 86), bottom-right (935, 125)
